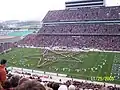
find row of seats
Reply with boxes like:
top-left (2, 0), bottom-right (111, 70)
top-left (38, 24), bottom-right (120, 34)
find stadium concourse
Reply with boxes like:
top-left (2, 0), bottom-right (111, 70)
top-left (1, 5), bottom-right (120, 90)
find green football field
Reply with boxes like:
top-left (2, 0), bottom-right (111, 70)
top-left (0, 48), bottom-right (120, 84)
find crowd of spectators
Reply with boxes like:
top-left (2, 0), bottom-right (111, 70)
top-left (43, 6), bottom-right (120, 22)
top-left (17, 6), bottom-right (120, 51)
top-left (18, 34), bottom-right (37, 46)
top-left (38, 24), bottom-right (120, 34)
top-left (19, 34), bottom-right (120, 51)
top-left (0, 72), bottom-right (120, 90)
top-left (0, 43), bottom-right (16, 54)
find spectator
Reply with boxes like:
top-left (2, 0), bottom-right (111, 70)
top-left (52, 83), bottom-right (59, 90)
top-left (58, 85), bottom-right (68, 90)
top-left (68, 85), bottom-right (75, 90)
top-left (9, 75), bottom-right (20, 88)
top-left (18, 77), bottom-right (29, 85)
top-left (16, 80), bottom-right (46, 90)
top-left (44, 82), bottom-right (53, 90)
top-left (0, 59), bottom-right (7, 86)
top-left (2, 80), bottom-right (11, 90)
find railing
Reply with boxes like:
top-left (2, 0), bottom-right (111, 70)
top-left (37, 33), bottom-right (120, 36)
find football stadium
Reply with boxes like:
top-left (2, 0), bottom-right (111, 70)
top-left (0, 0), bottom-right (120, 90)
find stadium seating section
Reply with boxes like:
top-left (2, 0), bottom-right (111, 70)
top-left (3, 73), bottom-right (120, 90)
top-left (0, 43), bottom-right (16, 53)
top-left (43, 6), bottom-right (120, 22)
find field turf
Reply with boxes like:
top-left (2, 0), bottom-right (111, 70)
top-left (0, 48), bottom-right (120, 84)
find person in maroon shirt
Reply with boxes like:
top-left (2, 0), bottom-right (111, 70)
top-left (0, 59), bottom-right (7, 87)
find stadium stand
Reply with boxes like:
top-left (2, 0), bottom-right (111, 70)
top-left (17, 6), bottom-right (120, 51)
top-left (43, 6), bottom-right (120, 22)
top-left (0, 72), bottom-right (119, 90)
top-left (1, 3), bottom-right (120, 90)
top-left (0, 43), bottom-right (16, 54)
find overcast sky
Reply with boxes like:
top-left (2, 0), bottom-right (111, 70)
top-left (0, 0), bottom-right (120, 21)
